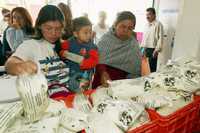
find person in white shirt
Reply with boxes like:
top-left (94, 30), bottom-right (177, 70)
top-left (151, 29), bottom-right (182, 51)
top-left (0, 8), bottom-right (10, 35)
top-left (141, 7), bottom-right (164, 72)
top-left (93, 11), bottom-right (109, 43)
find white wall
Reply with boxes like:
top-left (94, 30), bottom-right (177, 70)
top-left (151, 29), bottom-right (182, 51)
top-left (69, 0), bottom-right (153, 32)
top-left (155, 0), bottom-right (180, 68)
top-left (172, 0), bottom-right (200, 60)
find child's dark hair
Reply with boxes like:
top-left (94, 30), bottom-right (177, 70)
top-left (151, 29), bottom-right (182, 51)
top-left (72, 17), bottom-right (92, 32)
top-left (1, 8), bottom-right (10, 16)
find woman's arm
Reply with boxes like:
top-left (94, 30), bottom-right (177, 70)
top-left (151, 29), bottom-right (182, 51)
top-left (5, 56), bottom-right (37, 75)
top-left (6, 28), bottom-right (24, 51)
top-left (96, 64), bottom-right (111, 87)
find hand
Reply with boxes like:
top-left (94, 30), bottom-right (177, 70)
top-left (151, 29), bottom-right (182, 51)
top-left (19, 60), bottom-right (38, 75)
top-left (153, 50), bottom-right (159, 58)
top-left (63, 50), bottom-right (68, 58)
top-left (59, 50), bottom-right (68, 59)
top-left (100, 71), bottom-right (111, 87)
top-left (5, 51), bottom-right (13, 59)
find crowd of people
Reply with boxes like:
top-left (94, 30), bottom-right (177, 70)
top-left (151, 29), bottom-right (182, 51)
top-left (0, 4), bottom-right (164, 95)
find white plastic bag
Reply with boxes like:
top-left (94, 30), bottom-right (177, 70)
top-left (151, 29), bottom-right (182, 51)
top-left (137, 91), bottom-right (172, 109)
top-left (0, 102), bottom-right (23, 133)
top-left (5, 114), bottom-right (60, 133)
top-left (73, 93), bottom-right (92, 113)
top-left (5, 100), bottom-right (66, 133)
top-left (16, 72), bottom-right (49, 122)
top-left (90, 87), bottom-right (111, 106)
top-left (107, 79), bottom-right (145, 100)
top-left (91, 100), bottom-right (114, 114)
top-left (92, 99), bottom-right (145, 132)
top-left (57, 108), bottom-right (88, 132)
top-left (44, 99), bottom-right (66, 118)
top-left (87, 113), bottom-right (123, 133)
top-left (104, 100), bottom-right (145, 131)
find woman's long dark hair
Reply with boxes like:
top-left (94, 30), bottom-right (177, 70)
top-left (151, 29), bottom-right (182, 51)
top-left (57, 2), bottom-right (73, 40)
top-left (34, 5), bottom-right (64, 40)
top-left (10, 7), bottom-right (34, 35)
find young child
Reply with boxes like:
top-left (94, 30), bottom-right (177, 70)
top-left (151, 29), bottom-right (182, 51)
top-left (59, 17), bottom-right (98, 93)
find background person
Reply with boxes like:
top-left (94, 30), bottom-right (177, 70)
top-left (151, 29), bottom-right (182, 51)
top-left (141, 7), bottom-right (164, 72)
top-left (59, 17), bottom-right (98, 92)
top-left (6, 7), bottom-right (34, 52)
top-left (0, 8), bottom-right (10, 65)
top-left (0, 8), bottom-right (10, 35)
top-left (93, 11), bottom-right (109, 43)
top-left (57, 2), bottom-right (73, 40)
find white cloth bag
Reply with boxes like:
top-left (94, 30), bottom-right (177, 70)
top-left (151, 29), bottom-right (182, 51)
top-left (16, 72), bottom-right (49, 122)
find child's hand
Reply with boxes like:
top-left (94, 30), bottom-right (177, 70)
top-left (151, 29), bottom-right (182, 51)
top-left (59, 50), bottom-right (68, 59)
top-left (63, 50), bottom-right (68, 58)
top-left (80, 48), bottom-right (87, 56)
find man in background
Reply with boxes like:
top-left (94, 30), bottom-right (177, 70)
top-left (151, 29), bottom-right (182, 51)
top-left (141, 7), bottom-right (164, 72)
top-left (93, 11), bottom-right (109, 43)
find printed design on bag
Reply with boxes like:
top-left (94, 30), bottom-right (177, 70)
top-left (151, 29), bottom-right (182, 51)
top-left (119, 110), bottom-right (133, 126)
top-left (164, 77), bottom-right (175, 87)
top-left (144, 80), bottom-right (151, 91)
top-left (97, 103), bottom-right (107, 113)
top-left (185, 70), bottom-right (197, 79)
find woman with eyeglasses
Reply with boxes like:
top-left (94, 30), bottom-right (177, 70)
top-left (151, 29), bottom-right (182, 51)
top-left (92, 11), bottom-right (142, 88)
top-left (5, 5), bottom-right (69, 97)
top-left (6, 7), bottom-right (34, 52)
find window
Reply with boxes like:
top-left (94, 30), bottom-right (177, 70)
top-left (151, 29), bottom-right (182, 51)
top-left (70, 0), bottom-right (153, 32)
top-left (48, 0), bottom-right (153, 32)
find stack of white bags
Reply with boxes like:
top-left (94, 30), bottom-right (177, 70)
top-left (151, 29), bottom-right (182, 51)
top-left (1, 57), bottom-right (200, 133)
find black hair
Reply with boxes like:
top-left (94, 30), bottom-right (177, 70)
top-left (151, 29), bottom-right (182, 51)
top-left (146, 7), bottom-right (156, 15)
top-left (34, 5), bottom-right (64, 40)
top-left (72, 17), bottom-right (92, 32)
top-left (114, 11), bottom-right (136, 26)
top-left (11, 7), bottom-right (34, 35)
top-left (57, 2), bottom-right (73, 40)
top-left (1, 8), bottom-right (10, 15)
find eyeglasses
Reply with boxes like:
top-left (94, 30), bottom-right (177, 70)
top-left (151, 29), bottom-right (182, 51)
top-left (41, 25), bottom-right (63, 34)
